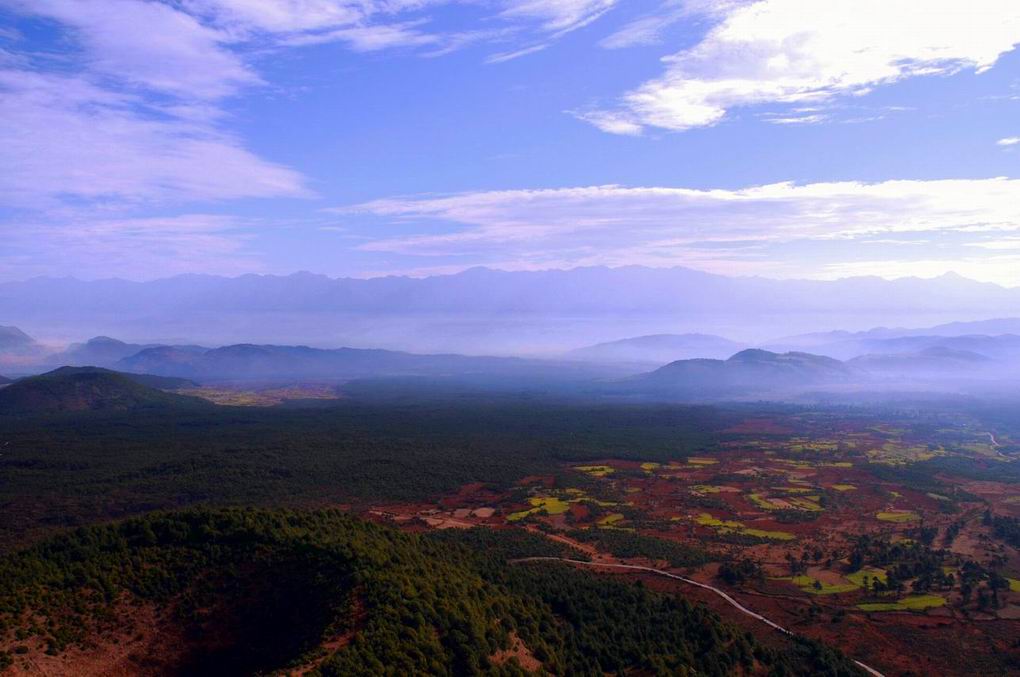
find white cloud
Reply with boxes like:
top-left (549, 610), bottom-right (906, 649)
top-left (0, 69), bottom-right (307, 207)
top-left (585, 0), bottom-right (1020, 133)
top-left (573, 110), bottom-right (644, 135)
top-left (998, 136), bottom-right (1020, 146)
top-left (14, 0), bottom-right (258, 99)
top-left (500, 0), bottom-right (617, 35)
top-left (340, 178), bottom-right (1020, 282)
top-left (282, 21), bottom-right (440, 51)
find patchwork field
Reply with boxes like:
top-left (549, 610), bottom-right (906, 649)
top-left (369, 409), bottom-right (1020, 676)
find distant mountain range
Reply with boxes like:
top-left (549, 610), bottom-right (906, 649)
top-left (2, 267), bottom-right (1018, 352)
top-left (567, 333), bottom-right (744, 364)
top-left (847, 347), bottom-right (993, 377)
top-left (0, 367), bottom-right (206, 415)
top-left (766, 331), bottom-right (1020, 362)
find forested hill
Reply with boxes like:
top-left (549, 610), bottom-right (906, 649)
top-left (0, 366), bottom-right (207, 415)
top-left (0, 508), bottom-right (863, 676)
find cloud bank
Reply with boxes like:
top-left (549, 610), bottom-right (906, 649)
top-left (583, 0), bottom-right (1020, 134)
top-left (344, 178), bottom-right (1020, 284)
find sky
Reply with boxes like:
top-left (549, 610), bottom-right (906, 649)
top-left (1, 0), bottom-right (1020, 285)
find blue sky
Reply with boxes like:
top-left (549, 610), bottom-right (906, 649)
top-left (2, 0), bottom-right (1020, 283)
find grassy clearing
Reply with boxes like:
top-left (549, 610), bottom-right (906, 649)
top-left (695, 513), bottom-right (795, 541)
top-left (575, 465), bottom-right (614, 477)
top-left (749, 492), bottom-right (821, 512)
top-left (640, 462), bottom-right (660, 472)
top-left (771, 575), bottom-right (854, 594)
top-left (774, 567), bottom-right (889, 595)
top-left (858, 595), bottom-right (945, 612)
top-left (876, 511), bottom-right (919, 523)
top-left (831, 484), bottom-right (856, 491)
top-left (1009, 578), bottom-right (1020, 592)
top-left (507, 496), bottom-right (571, 521)
top-left (687, 457), bottom-right (719, 466)
top-left (692, 485), bottom-right (722, 494)
top-left (741, 528), bottom-right (795, 541)
top-left (598, 513), bottom-right (625, 527)
top-left (530, 496), bottom-right (570, 514)
top-left (846, 567), bottom-right (887, 587)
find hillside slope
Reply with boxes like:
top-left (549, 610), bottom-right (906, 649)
top-left (0, 508), bottom-right (863, 676)
top-left (569, 333), bottom-right (744, 364)
top-left (627, 349), bottom-right (854, 397)
top-left (0, 367), bottom-right (207, 415)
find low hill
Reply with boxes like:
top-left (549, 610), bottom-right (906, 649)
top-left (55, 336), bottom-right (153, 367)
top-left (0, 508), bottom-right (863, 675)
top-left (0, 375), bottom-right (10, 385)
top-left (0, 367), bottom-right (207, 415)
top-left (568, 333), bottom-right (744, 364)
top-left (54, 336), bottom-right (207, 369)
top-left (626, 349), bottom-right (854, 398)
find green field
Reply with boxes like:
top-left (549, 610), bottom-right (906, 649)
top-left (876, 511), bottom-right (919, 523)
top-left (858, 595), bottom-right (945, 612)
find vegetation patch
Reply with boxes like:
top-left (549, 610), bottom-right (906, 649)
top-left (696, 514), bottom-right (795, 541)
top-left (598, 513), bottom-right (625, 527)
top-left (876, 511), bottom-right (919, 523)
top-left (574, 465), bottom-right (615, 477)
top-left (858, 595), bottom-right (945, 612)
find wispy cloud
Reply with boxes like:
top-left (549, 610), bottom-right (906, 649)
top-left (998, 136), bottom-right (1020, 146)
top-left (499, 0), bottom-right (618, 36)
top-left (582, 0), bottom-right (1020, 134)
top-left (15, 0), bottom-right (259, 99)
top-left (0, 214), bottom-right (263, 280)
top-left (0, 69), bottom-right (307, 207)
top-left (339, 178), bottom-right (1020, 282)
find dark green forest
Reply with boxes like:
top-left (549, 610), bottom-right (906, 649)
top-left (0, 401), bottom-right (731, 545)
top-left (0, 508), bottom-right (863, 675)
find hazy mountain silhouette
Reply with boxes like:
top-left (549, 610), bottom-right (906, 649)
top-left (568, 333), bottom-right (744, 364)
top-left (622, 349), bottom-right (854, 398)
top-left (54, 337), bottom-right (207, 369)
top-left (766, 332), bottom-right (1020, 361)
top-left (0, 326), bottom-right (36, 352)
top-left (116, 343), bottom-right (621, 382)
top-left (2, 268), bottom-right (1017, 352)
top-left (848, 347), bottom-right (994, 377)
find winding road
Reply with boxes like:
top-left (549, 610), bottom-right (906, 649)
top-left (511, 557), bottom-right (886, 677)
